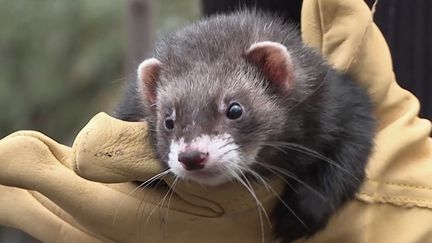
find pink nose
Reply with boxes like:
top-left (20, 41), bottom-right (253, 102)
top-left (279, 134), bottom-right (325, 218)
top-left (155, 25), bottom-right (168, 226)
top-left (178, 151), bottom-right (208, 171)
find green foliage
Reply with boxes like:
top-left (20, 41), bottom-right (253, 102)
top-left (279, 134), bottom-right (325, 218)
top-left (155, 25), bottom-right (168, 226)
top-left (156, 0), bottom-right (201, 36)
top-left (0, 0), bottom-right (126, 142)
top-left (0, 0), bottom-right (200, 143)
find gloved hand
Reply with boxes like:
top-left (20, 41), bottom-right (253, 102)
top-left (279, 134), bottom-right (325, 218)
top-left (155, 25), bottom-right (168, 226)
top-left (0, 113), bottom-right (283, 243)
top-left (300, 0), bottom-right (432, 242)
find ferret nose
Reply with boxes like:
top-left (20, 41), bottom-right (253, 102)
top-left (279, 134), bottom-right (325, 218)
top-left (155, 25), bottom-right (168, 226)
top-left (178, 151), bottom-right (208, 171)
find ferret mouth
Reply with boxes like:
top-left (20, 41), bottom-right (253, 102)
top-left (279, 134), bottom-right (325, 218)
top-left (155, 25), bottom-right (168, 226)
top-left (179, 169), bottom-right (229, 186)
top-left (187, 170), bottom-right (222, 178)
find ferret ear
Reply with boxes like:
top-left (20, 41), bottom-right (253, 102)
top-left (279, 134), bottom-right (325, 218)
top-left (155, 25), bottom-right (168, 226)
top-left (137, 58), bottom-right (161, 106)
top-left (244, 41), bottom-right (294, 90)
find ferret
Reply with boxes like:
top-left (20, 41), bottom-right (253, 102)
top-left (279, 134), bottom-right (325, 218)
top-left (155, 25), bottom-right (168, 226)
top-left (115, 11), bottom-right (375, 243)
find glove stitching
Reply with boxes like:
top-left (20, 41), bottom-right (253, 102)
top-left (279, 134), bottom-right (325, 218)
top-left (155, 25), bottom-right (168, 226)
top-left (357, 192), bottom-right (432, 207)
top-left (367, 178), bottom-right (432, 191)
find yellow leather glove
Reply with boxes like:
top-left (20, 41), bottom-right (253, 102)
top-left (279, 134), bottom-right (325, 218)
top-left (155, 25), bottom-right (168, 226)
top-left (1, 0), bottom-right (431, 242)
top-left (299, 0), bottom-right (432, 242)
top-left (0, 113), bottom-right (283, 243)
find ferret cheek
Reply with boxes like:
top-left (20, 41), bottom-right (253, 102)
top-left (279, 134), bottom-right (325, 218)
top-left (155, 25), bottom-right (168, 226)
top-left (240, 146), bottom-right (260, 165)
top-left (167, 158), bottom-right (184, 176)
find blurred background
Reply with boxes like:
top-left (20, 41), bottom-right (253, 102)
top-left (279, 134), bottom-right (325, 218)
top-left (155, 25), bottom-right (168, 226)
top-left (0, 0), bottom-right (200, 144)
top-left (0, 0), bottom-right (430, 242)
top-left (0, 0), bottom-right (200, 242)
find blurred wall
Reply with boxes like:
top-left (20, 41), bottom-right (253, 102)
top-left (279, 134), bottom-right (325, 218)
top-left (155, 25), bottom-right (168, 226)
top-left (371, 0), bottom-right (432, 120)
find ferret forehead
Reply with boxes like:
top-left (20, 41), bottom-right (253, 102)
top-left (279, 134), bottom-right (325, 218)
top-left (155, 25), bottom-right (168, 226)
top-left (158, 70), bottom-right (225, 95)
top-left (156, 81), bottom-right (219, 112)
top-left (156, 66), bottom-right (268, 112)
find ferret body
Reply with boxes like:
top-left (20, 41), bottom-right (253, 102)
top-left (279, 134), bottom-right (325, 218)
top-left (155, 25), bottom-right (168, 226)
top-left (116, 11), bottom-right (375, 243)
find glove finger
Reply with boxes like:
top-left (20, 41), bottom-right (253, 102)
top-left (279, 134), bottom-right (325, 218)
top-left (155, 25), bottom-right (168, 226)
top-left (0, 185), bottom-right (108, 243)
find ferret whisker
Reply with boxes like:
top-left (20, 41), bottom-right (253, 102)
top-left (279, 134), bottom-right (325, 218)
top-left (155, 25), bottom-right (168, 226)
top-left (226, 166), bottom-right (264, 243)
top-left (109, 76), bottom-right (128, 84)
top-left (254, 161), bottom-right (327, 202)
top-left (253, 162), bottom-right (298, 194)
top-left (136, 176), bottom-right (164, 227)
top-left (270, 184), bottom-right (309, 230)
top-left (113, 182), bottom-right (146, 226)
top-left (235, 168), bottom-right (268, 243)
top-left (138, 169), bottom-right (172, 226)
top-left (213, 147), bottom-right (239, 159)
top-left (140, 170), bottom-right (171, 191)
top-left (143, 189), bottom-right (171, 240)
top-left (263, 141), bottom-right (358, 181)
top-left (285, 72), bottom-right (327, 112)
top-left (266, 141), bottom-right (349, 175)
top-left (216, 140), bottom-right (236, 150)
top-left (164, 176), bottom-right (179, 235)
top-left (238, 165), bottom-right (271, 191)
top-left (138, 178), bottom-right (165, 241)
top-left (145, 176), bottom-right (175, 227)
top-left (160, 175), bottom-right (175, 240)
top-left (113, 170), bottom-right (170, 225)
top-left (241, 165), bottom-right (309, 230)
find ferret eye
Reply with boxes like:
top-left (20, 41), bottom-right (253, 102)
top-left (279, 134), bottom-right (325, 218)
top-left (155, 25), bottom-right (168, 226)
top-left (165, 118), bottom-right (175, 130)
top-left (226, 103), bottom-right (243, 120)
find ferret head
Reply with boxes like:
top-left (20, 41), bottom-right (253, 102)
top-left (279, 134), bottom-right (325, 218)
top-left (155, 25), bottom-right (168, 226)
top-left (136, 41), bottom-right (300, 186)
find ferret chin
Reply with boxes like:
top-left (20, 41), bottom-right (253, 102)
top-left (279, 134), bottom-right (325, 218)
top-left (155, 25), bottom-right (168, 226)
top-left (115, 10), bottom-right (375, 243)
top-left (179, 172), bottom-right (230, 186)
